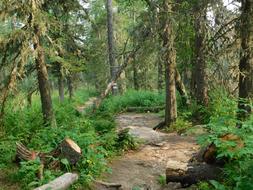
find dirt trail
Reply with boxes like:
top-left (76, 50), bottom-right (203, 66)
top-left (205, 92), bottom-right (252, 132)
top-left (93, 113), bottom-right (199, 190)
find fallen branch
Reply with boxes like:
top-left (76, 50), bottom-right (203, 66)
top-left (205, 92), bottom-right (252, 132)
top-left (94, 46), bottom-right (141, 110)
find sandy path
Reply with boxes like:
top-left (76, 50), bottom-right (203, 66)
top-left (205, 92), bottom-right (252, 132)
top-left (93, 113), bottom-right (199, 190)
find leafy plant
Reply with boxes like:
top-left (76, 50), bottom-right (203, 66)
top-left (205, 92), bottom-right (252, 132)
top-left (157, 175), bottom-right (166, 186)
top-left (116, 128), bottom-right (139, 151)
top-left (197, 92), bottom-right (253, 190)
top-left (1, 89), bottom-right (166, 188)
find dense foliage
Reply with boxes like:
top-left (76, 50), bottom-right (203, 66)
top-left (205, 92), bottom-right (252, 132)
top-left (0, 0), bottom-right (252, 190)
top-left (0, 89), bottom-right (165, 189)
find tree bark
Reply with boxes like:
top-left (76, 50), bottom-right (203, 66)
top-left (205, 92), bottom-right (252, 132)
top-left (27, 88), bottom-right (36, 107)
top-left (51, 138), bottom-right (82, 165)
top-left (58, 64), bottom-right (64, 102)
top-left (133, 56), bottom-right (139, 90)
top-left (94, 47), bottom-right (140, 109)
top-left (166, 163), bottom-right (222, 187)
top-left (106, 0), bottom-right (118, 95)
top-left (158, 54), bottom-right (164, 93)
top-left (67, 75), bottom-right (74, 100)
top-left (238, 0), bottom-right (253, 120)
top-left (34, 25), bottom-right (56, 127)
top-left (193, 2), bottom-right (209, 107)
top-left (16, 138), bottom-right (82, 167)
top-left (175, 69), bottom-right (190, 106)
top-left (162, 0), bottom-right (177, 127)
top-left (34, 173), bottom-right (78, 190)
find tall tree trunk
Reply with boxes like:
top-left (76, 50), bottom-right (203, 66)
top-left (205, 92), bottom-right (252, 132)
top-left (162, 0), bottom-right (177, 127)
top-left (158, 54), bottom-right (164, 93)
top-left (34, 26), bottom-right (56, 127)
top-left (175, 69), bottom-right (189, 106)
top-left (119, 55), bottom-right (127, 93)
top-left (193, 2), bottom-right (209, 107)
top-left (133, 54), bottom-right (139, 90)
top-left (238, 0), bottom-right (253, 120)
top-left (58, 65), bottom-right (64, 102)
top-left (106, 0), bottom-right (118, 95)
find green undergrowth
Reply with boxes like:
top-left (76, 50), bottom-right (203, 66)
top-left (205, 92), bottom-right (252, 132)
top-left (162, 89), bottom-right (238, 134)
top-left (0, 89), bottom-right (165, 189)
top-left (197, 90), bottom-right (253, 190)
top-left (99, 90), bottom-right (165, 113)
top-left (164, 117), bottom-right (193, 134)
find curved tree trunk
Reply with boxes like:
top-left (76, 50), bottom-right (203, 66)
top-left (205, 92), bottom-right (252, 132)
top-left (238, 0), bottom-right (253, 120)
top-left (175, 69), bottom-right (189, 106)
top-left (34, 25), bottom-right (56, 127)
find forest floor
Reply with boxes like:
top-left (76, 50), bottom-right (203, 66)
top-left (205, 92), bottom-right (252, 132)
top-left (92, 113), bottom-right (200, 190)
top-left (0, 167), bottom-right (20, 190)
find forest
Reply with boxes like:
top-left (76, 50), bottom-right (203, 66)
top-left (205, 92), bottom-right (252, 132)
top-left (0, 0), bottom-right (252, 189)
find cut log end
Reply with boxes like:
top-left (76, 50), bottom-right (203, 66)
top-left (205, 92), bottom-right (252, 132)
top-left (52, 138), bottom-right (82, 165)
top-left (65, 138), bottom-right (82, 154)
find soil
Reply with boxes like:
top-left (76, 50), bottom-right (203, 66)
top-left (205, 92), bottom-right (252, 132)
top-left (0, 168), bottom-right (20, 190)
top-left (92, 113), bottom-right (199, 190)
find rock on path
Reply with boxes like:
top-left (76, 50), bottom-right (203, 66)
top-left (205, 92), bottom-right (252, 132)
top-left (93, 113), bottom-right (199, 190)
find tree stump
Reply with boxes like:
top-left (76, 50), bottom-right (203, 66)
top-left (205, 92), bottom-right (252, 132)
top-left (16, 138), bottom-right (82, 179)
top-left (51, 138), bottom-right (82, 165)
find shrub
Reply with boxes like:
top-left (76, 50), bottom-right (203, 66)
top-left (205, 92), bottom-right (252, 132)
top-left (0, 89), bottom-right (165, 188)
top-left (198, 91), bottom-right (253, 190)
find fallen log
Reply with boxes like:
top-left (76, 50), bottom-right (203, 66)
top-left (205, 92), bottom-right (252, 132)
top-left (125, 106), bottom-right (164, 113)
top-left (34, 173), bottom-right (78, 190)
top-left (166, 163), bottom-right (222, 187)
top-left (166, 133), bottom-right (244, 187)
